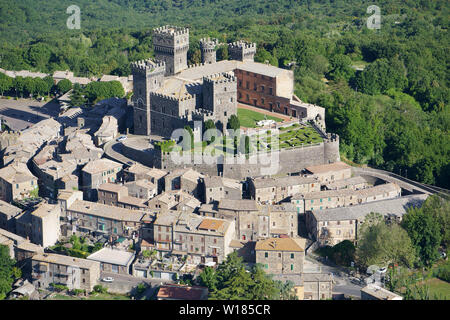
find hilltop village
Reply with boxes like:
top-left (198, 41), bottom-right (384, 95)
top-left (0, 26), bottom-right (435, 301)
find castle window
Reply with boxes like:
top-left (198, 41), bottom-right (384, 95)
top-left (260, 85), bottom-right (265, 92)
top-left (246, 81), bottom-right (249, 89)
top-left (269, 88), bottom-right (273, 95)
top-left (224, 111), bottom-right (227, 116)
top-left (230, 97), bottom-right (233, 102)
top-left (246, 94), bottom-right (249, 101)
top-left (224, 87), bottom-right (227, 92)
top-left (254, 83), bottom-right (257, 91)
top-left (261, 98), bottom-right (264, 105)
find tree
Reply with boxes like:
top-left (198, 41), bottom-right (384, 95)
top-left (227, 114), bottom-right (240, 131)
top-left (0, 73), bottom-right (13, 96)
top-left (327, 54), bottom-right (355, 81)
top-left (419, 195), bottom-right (450, 249)
top-left (23, 77), bottom-right (36, 97)
top-left (402, 206), bottom-right (441, 266)
top-left (183, 125), bottom-right (194, 150)
top-left (69, 83), bottom-right (87, 107)
top-left (204, 119), bottom-right (217, 144)
top-left (198, 266), bottom-right (218, 292)
top-left (42, 76), bottom-right (54, 96)
top-left (199, 252), bottom-right (284, 300)
top-left (356, 216), bottom-right (416, 268)
top-left (57, 79), bottom-right (72, 95)
top-left (354, 57), bottom-right (407, 95)
top-left (33, 78), bottom-right (48, 97)
top-left (13, 76), bottom-right (25, 98)
top-left (0, 244), bottom-right (17, 300)
top-left (216, 45), bottom-right (229, 61)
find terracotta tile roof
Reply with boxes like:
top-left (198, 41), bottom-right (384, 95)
top-left (197, 218), bottom-right (225, 231)
top-left (255, 237), bottom-right (305, 252)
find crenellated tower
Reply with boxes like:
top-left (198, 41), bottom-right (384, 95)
top-left (199, 38), bottom-right (219, 64)
top-left (228, 40), bottom-right (257, 62)
top-left (152, 26), bottom-right (189, 76)
top-left (131, 59), bottom-right (166, 135)
top-left (202, 72), bottom-right (237, 132)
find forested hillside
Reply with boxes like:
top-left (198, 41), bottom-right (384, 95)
top-left (0, 0), bottom-right (448, 187)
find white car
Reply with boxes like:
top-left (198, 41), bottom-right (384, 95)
top-left (116, 135), bottom-right (127, 142)
top-left (102, 277), bottom-right (114, 282)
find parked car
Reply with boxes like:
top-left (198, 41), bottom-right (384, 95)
top-left (102, 277), bottom-right (114, 282)
top-left (116, 135), bottom-right (127, 142)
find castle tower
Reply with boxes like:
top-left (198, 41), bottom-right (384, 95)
top-left (131, 59), bottom-right (166, 135)
top-left (228, 41), bottom-right (257, 62)
top-left (152, 26), bottom-right (189, 76)
top-left (202, 72), bottom-right (237, 132)
top-left (199, 38), bottom-right (219, 64)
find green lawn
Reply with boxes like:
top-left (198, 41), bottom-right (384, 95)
top-left (419, 278), bottom-right (450, 300)
top-left (237, 108), bottom-right (284, 128)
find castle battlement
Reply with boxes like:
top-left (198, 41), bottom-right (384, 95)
top-left (192, 108), bottom-right (214, 117)
top-left (203, 72), bottom-right (237, 84)
top-left (187, 62), bottom-right (208, 69)
top-left (153, 25), bottom-right (189, 36)
top-left (200, 38), bottom-right (219, 50)
top-left (131, 59), bottom-right (166, 75)
top-left (228, 40), bottom-right (257, 50)
top-left (151, 91), bottom-right (195, 102)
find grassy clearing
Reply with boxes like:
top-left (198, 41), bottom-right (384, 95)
top-left (237, 108), bottom-right (284, 128)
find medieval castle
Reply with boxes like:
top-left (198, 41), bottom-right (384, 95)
top-left (131, 25), bottom-right (327, 138)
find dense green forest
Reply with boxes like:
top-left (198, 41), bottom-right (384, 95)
top-left (0, 0), bottom-right (448, 188)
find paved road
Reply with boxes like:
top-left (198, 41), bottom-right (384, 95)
top-left (99, 271), bottom-right (174, 294)
top-left (0, 98), bottom-right (60, 131)
top-left (304, 255), bottom-right (364, 299)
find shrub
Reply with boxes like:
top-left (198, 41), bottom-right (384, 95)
top-left (50, 283), bottom-right (68, 292)
top-left (93, 284), bottom-right (108, 294)
top-left (136, 283), bottom-right (146, 295)
top-left (436, 261), bottom-right (450, 282)
top-left (71, 289), bottom-right (85, 296)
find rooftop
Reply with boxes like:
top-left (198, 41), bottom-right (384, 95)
top-left (197, 218), bottom-right (225, 232)
top-left (311, 194), bottom-right (428, 222)
top-left (218, 199), bottom-right (258, 212)
top-left (87, 247), bottom-right (135, 266)
top-left (296, 182), bottom-right (401, 200)
top-left (0, 200), bottom-right (22, 217)
top-left (31, 203), bottom-right (59, 219)
top-left (98, 183), bottom-right (127, 193)
top-left (32, 253), bottom-right (99, 269)
top-left (255, 237), bottom-right (305, 252)
top-left (305, 161), bottom-right (351, 174)
top-left (325, 175), bottom-right (368, 189)
top-left (361, 284), bottom-right (403, 300)
top-left (252, 175), bottom-right (318, 189)
top-left (68, 200), bottom-right (145, 222)
top-left (82, 159), bottom-right (122, 175)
